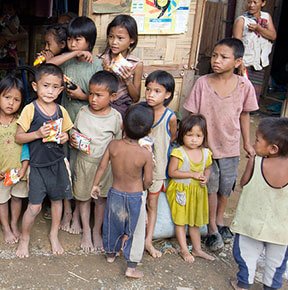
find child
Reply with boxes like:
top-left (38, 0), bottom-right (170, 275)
top-left (0, 75), bottom-right (28, 244)
top-left (91, 102), bottom-right (154, 278)
top-left (70, 70), bottom-right (122, 252)
top-left (100, 14), bottom-right (143, 117)
top-left (144, 70), bottom-right (177, 258)
top-left (166, 114), bottom-right (215, 263)
top-left (230, 117), bottom-right (288, 290)
top-left (183, 38), bottom-right (259, 252)
top-left (15, 64), bottom-right (73, 258)
top-left (47, 16), bottom-right (102, 234)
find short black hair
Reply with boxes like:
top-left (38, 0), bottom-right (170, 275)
top-left (67, 16), bottom-right (96, 52)
top-left (145, 70), bottom-right (175, 107)
top-left (0, 74), bottom-right (25, 113)
top-left (177, 113), bottom-right (208, 147)
top-left (106, 14), bottom-right (138, 52)
top-left (45, 23), bottom-right (68, 50)
top-left (214, 37), bottom-right (244, 59)
top-left (258, 117), bottom-right (288, 157)
top-left (124, 102), bottom-right (154, 140)
top-left (34, 63), bottom-right (63, 84)
top-left (89, 71), bottom-right (119, 95)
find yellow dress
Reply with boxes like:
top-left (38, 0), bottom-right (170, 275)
top-left (166, 146), bottom-right (212, 227)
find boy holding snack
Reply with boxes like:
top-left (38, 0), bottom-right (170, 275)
top-left (15, 64), bottom-right (73, 258)
top-left (70, 70), bottom-right (122, 252)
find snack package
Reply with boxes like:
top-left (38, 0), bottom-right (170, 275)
top-left (71, 130), bottom-right (91, 154)
top-left (33, 55), bottom-right (46, 66)
top-left (42, 118), bottom-right (63, 144)
top-left (64, 74), bottom-right (77, 90)
top-left (110, 53), bottom-right (133, 75)
top-left (4, 169), bottom-right (20, 186)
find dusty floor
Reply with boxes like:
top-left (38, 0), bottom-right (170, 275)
top-left (0, 114), bottom-right (287, 289)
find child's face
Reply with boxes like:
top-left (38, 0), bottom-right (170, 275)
top-left (67, 36), bottom-right (89, 51)
top-left (183, 125), bottom-right (204, 149)
top-left (246, 0), bottom-right (265, 15)
top-left (145, 81), bottom-right (171, 108)
top-left (88, 84), bottom-right (113, 114)
top-left (0, 88), bottom-right (22, 116)
top-left (32, 74), bottom-right (63, 105)
top-left (254, 131), bottom-right (271, 156)
top-left (211, 44), bottom-right (241, 74)
top-left (108, 26), bottom-right (134, 56)
top-left (44, 32), bottom-right (65, 56)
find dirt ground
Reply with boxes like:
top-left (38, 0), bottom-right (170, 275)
top-left (0, 114), bottom-right (287, 289)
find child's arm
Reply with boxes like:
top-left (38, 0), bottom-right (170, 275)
top-left (47, 50), bottom-right (93, 66)
top-left (90, 146), bottom-right (110, 199)
top-left (240, 111), bottom-right (255, 158)
top-left (169, 114), bottom-right (178, 143)
top-left (15, 124), bottom-right (51, 144)
top-left (18, 143), bottom-right (29, 179)
top-left (240, 155), bottom-right (255, 187)
top-left (143, 150), bottom-right (153, 190)
top-left (199, 166), bottom-right (211, 186)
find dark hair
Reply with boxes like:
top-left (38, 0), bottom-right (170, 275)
top-left (177, 113), bottom-right (208, 147)
top-left (67, 16), bottom-right (96, 52)
top-left (45, 23), bottom-right (68, 52)
top-left (0, 74), bottom-right (25, 113)
top-left (214, 37), bottom-right (244, 59)
top-left (34, 63), bottom-right (63, 84)
top-left (145, 70), bottom-right (175, 106)
top-left (106, 14), bottom-right (138, 52)
top-left (258, 117), bottom-right (288, 157)
top-left (89, 70), bottom-right (119, 95)
top-left (124, 102), bottom-right (154, 140)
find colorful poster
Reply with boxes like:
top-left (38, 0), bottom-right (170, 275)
top-left (92, 0), bottom-right (132, 14)
top-left (131, 0), bottom-right (190, 34)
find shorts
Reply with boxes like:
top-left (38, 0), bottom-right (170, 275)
top-left (72, 153), bottom-right (112, 201)
top-left (148, 179), bottom-right (166, 195)
top-left (207, 157), bottom-right (239, 196)
top-left (0, 180), bottom-right (28, 204)
top-left (28, 158), bottom-right (73, 205)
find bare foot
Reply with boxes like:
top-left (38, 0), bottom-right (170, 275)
top-left (16, 237), bottom-right (29, 258)
top-left (125, 267), bottom-right (144, 279)
top-left (179, 249), bottom-right (195, 263)
top-left (49, 235), bottom-right (64, 255)
top-left (230, 280), bottom-right (245, 290)
top-left (69, 217), bottom-right (82, 235)
top-left (192, 249), bottom-right (215, 261)
top-left (59, 211), bottom-right (72, 232)
top-left (11, 224), bottom-right (21, 241)
top-left (80, 231), bottom-right (94, 253)
top-left (3, 228), bottom-right (18, 244)
top-left (145, 242), bottom-right (162, 258)
top-left (92, 229), bottom-right (104, 253)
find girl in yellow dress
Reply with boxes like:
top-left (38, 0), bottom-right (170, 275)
top-left (166, 114), bottom-right (215, 262)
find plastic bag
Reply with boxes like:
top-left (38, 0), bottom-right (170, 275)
top-left (3, 169), bottom-right (20, 186)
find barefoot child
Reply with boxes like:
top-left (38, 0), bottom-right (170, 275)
top-left (91, 103), bottom-right (154, 278)
top-left (166, 114), bottom-right (215, 263)
top-left (144, 70), bottom-right (177, 258)
top-left (230, 117), bottom-right (288, 290)
top-left (70, 71), bottom-right (122, 252)
top-left (15, 64), bottom-right (73, 258)
top-left (0, 75), bottom-right (28, 244)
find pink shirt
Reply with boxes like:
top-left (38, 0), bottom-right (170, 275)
top-left (183, 74), bottom-right (258, 158)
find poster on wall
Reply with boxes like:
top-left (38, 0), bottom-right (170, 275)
top-left (131, 0), bottom-right (191, 34)
top-left (92, 0), bottom-right (132, 13)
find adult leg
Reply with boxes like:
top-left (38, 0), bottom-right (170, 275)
top-left (50, 200), bottom-right (64, 255)
top-left (145, 193), bottom-right (162, 258)
top-left (0, 202), bottom-right (17, 244)
top-left (208, 192), bottom-right (218, 234)
top-left (16, 203), bottom-right (42, 258)
top-left (10, 196), bottom-right (22, 239)
top-left (176, 225), bottom-right (194, 263)
top-left (93, 196), bottom-right (106, 252)
top-left (79, 199), bottom-right (93, 252)
top-left (216, 193), bottom-right (228, 227)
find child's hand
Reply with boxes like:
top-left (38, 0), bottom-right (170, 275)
top-left (36, 123), bottom-right (51, 139)
top-left (0, 171), bottom-right (4, 181)
top-left (40, 50), bottom-right (54, 61)
top-left (191, 172), bottom-right (204, 180)
top-left (91, 185), bottom-right (100, 199)
top-left (118, 65), bottom-right (135, 84)
top-left (199, 175), bottom-right (208, 186)
top-left (76, 51), bottom-right (93, 63)
top-left (69, 133), bottom-right (78, 148)
top-left (244, 143), bottom-right (256, 158)
top-left (17, 167), bottom-right (26, 180)
top-left (59, 132), bottom-right (69, 144)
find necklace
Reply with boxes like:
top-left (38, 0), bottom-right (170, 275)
top-left (0, 115), bottom-right (14, 128)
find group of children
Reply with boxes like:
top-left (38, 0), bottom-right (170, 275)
top-left (0, 8), bottom-right (287, 289)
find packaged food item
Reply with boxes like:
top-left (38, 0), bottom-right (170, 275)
top-left (70, 130), bottom-right (91, 155)
top-left (138, 136), bottom-right (154, 152)
top-left (64, 74), bottom-right (77, 90)
top-left (4, 169), bottom-right (20, 186)
top-left (33, 55), bottom-right (46, 66)
top-left (42, 118), bottom-right (63, 144)
top-left (110, 53), bottom-right (133, 75)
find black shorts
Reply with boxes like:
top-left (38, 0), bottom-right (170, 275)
top-left (28, 159), bottom-right (72, 204)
